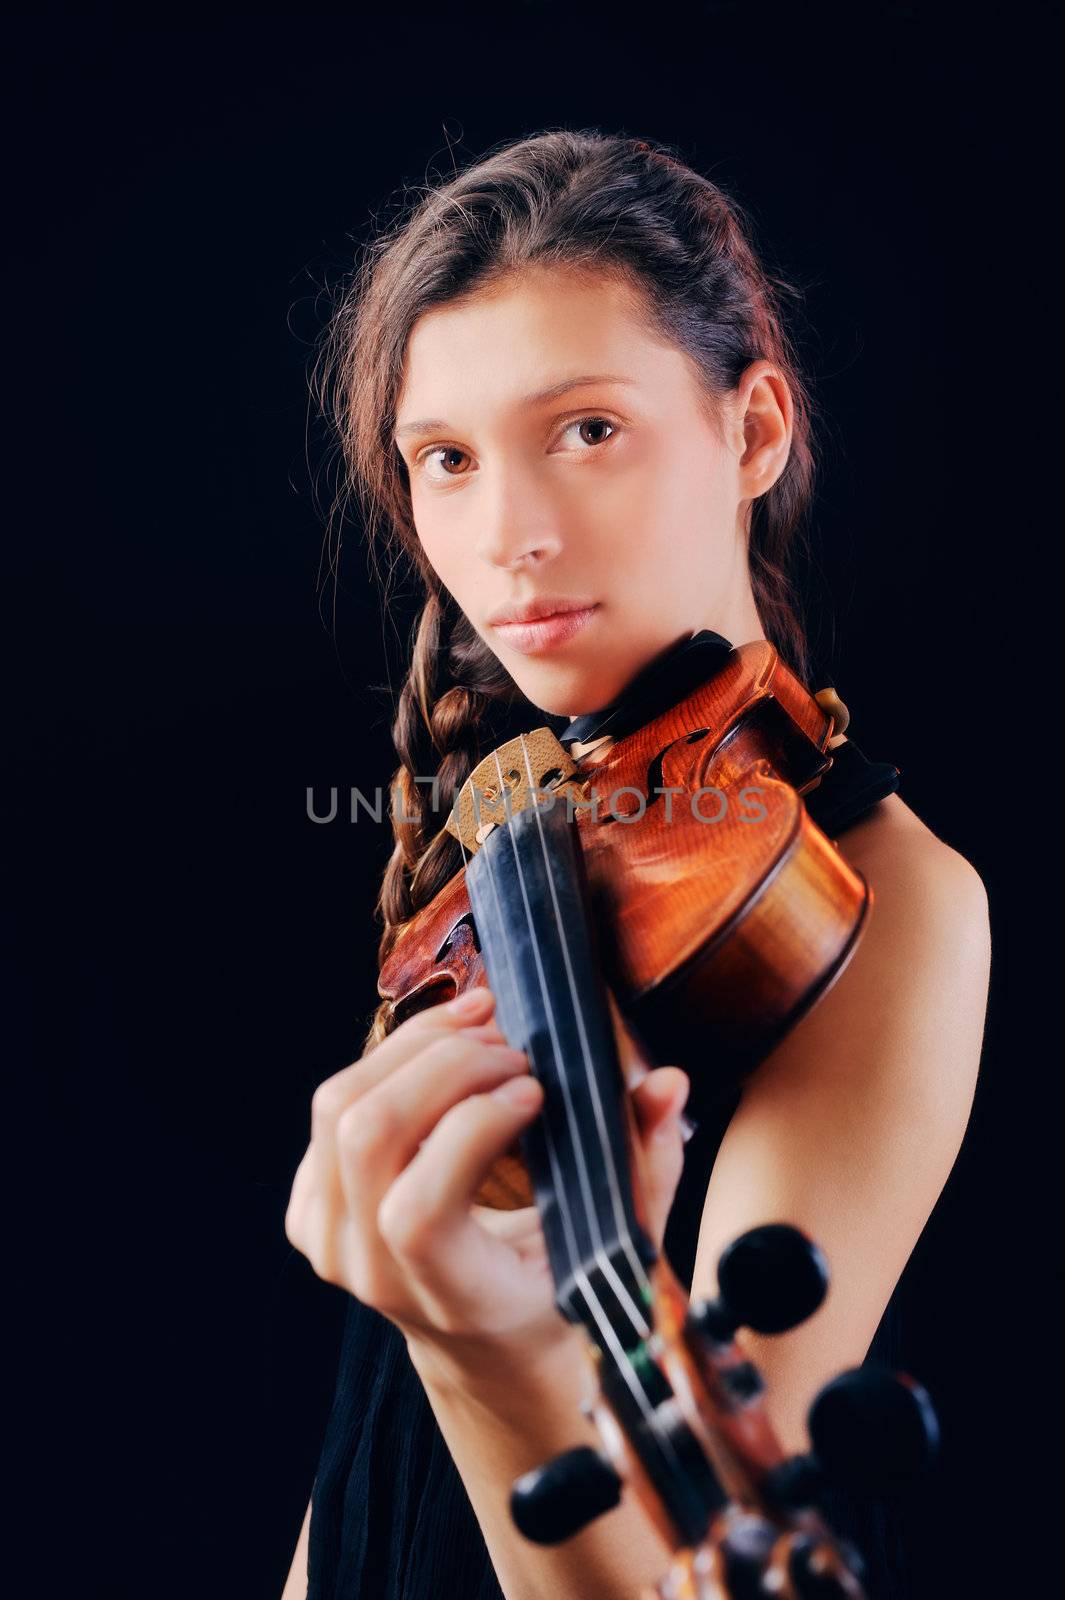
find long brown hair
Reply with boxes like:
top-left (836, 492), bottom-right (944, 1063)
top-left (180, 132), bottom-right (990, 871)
top-left (309, 128), bottom-right (821, 1051)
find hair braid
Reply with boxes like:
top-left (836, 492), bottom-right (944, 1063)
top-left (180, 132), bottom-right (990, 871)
top-left (362, 592), bottom-right (518, 1052)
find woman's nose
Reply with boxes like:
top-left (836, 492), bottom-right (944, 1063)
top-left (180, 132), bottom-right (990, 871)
top-left (475, 473), bottom-right (564, 569)
top-left (482, 533), bottom-right (561, 569)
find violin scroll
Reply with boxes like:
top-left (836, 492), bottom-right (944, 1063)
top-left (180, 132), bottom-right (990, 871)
top-left (510, 1223), bottom-right (939, 1600)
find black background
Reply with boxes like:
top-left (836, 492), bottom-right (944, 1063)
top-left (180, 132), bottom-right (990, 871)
top-left (13, 4), bottom-right (1027, 1596)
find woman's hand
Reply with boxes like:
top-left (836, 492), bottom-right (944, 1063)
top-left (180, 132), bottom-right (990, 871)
top-left (284, 984), bottom-right (690, 1372)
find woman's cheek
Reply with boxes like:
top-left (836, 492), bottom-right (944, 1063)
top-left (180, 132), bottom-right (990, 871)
top-left (589, 485), bottom-right (668, 583)
top-left (409, 507), bottom-right (455, 586)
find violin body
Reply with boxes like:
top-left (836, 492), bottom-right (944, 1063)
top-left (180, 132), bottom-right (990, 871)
top-left (377, 640), bottom-right (870, 1209)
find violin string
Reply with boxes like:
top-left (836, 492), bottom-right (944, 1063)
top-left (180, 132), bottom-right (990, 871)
top-left (459, 770), bottom-right (588, 1293)
top-left (470, 741), bottom-right (684, 1474)
top-left (512, 733), bottom-right (656, 1319)
top-left (454, 743), bottom-right (651, 1334)
top-left (487, 743), bottom-right (648, 1339)
top-left (444, 774), bottom-right (582, 1286)
top-left (454, 755), bottom-right (674, 1459)
top-left (486, 736), bottom-right (684, 1465)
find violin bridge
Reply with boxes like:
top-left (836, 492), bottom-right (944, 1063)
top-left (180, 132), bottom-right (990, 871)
top-left (444, 726), bottom-right (586, 854)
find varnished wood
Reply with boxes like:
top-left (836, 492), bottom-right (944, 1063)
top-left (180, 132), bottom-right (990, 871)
top-left (377, 639), bottom-right (870, 1209)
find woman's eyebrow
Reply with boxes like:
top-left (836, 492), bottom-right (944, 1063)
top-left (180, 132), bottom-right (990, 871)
top-left (394, 373), bottom-right (636, 441)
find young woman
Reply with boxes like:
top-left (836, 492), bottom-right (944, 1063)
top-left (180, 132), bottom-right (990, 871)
top-left (281, 130), bottom-right (991, 1600)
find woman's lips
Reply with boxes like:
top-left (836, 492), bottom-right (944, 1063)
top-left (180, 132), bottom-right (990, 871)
top-left (491, 605), bottom-right (600, 655)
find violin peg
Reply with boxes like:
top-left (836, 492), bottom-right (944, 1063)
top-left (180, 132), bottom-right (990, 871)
top-left (765, 1367), bottom-right (939, 1517)
top-left (807, 1367), bottom-right (940, 1495)
top-left (813, 687), bottom-right (851, 741)
top-left (714, 1224), bottom-right (831, 1336)
top-left (510, 1445), bottom-right (623, 1544)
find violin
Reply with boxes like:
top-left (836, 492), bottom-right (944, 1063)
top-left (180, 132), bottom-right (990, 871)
top-left (376, 638), bottom-right (937, 1598)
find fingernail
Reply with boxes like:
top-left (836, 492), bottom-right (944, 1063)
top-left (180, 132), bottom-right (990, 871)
top-left (654, 1072), bottom-right (690, 1142)
top-left (493, 1075), bottom-right (542, 1108)
top-left (653, 1069), bottom-right (688, 1111)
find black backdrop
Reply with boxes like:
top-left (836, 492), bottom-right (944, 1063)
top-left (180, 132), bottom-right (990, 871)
top-left (13, 5), bottom-right (1026, 1597)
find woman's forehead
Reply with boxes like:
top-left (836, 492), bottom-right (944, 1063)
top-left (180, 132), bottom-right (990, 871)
top-left (395, 275), bottom-right (683, 435)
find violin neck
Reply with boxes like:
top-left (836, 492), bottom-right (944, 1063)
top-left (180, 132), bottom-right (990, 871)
top-left (465, 801), bottom-right (658, 1340)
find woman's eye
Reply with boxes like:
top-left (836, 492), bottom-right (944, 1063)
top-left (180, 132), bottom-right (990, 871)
top-left (558, 416), bottom-right (617, 450)
top-left (418, 445), bottom-right (472, 482)
top-left (414, 416), bottom-right (618, 483)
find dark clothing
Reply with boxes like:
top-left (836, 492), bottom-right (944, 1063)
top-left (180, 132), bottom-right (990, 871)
top-left (307, 637), bottom-right (905, 1598)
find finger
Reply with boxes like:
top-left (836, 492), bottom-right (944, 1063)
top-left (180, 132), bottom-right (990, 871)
top-left (631, 1066), bottom-right (690, 1138)
top-left (308, 987), bottom-right (498, 1183)
top-left (376, 1074), bottom-right (544, 1276)
top-left (630, 1068), bottom-right (690, 1248)
top-left (334, 1036), bottom-right (530, 1216)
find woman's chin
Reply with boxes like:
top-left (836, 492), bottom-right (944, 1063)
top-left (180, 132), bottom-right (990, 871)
top-left (512, 665), bottom-right (619, 720)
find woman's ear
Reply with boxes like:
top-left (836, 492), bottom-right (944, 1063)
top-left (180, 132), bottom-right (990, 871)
top-left (735, 359), bottom-right (793, 499)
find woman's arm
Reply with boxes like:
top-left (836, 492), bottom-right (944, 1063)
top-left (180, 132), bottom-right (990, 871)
top-left (690, 800), bottom-right (991, 1453)
top-left (408, 1329), bottom-right (680, 1600)
top-left (280, 1497), bottom-right (311, 1600)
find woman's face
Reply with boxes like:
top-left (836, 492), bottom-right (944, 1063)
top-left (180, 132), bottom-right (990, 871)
top-left (394, 266), bottom-right (790, 716)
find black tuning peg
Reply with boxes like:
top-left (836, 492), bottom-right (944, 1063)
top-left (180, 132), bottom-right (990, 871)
top-left (510, 1445), bottom-right (623, 1544)
top-left (808, 1367), bottom-right (940, 1494)
top-left (765, 1367), bottom-right (940, 1510)
top-left (688, 1224), bottom-right (830, 1342)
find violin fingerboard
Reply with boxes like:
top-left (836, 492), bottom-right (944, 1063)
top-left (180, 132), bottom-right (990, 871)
top-left (465, 801), bottom-right (658, 1336)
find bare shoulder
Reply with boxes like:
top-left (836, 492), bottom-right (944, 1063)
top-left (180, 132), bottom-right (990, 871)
top-left (780, 782), bottom-right (992, 1098)
top-left (831, 788), bottom-right (989, 927)
top-left (714, 777), bottom-right (994, 1129)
